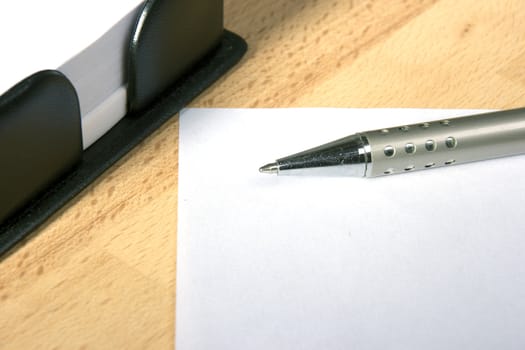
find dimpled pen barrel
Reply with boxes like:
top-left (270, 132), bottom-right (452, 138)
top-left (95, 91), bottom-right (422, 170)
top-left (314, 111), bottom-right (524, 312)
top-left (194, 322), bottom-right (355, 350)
top-left (259, 108), bottom-right (525, 177)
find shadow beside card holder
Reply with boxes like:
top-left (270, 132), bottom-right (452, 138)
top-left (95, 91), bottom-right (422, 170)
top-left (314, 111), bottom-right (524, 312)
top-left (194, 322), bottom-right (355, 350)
top-left (0, 0), bottom-right (247, 257)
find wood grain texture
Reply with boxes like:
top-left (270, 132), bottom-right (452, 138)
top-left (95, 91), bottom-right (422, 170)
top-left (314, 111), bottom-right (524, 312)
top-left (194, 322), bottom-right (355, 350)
top-left (1, 0), bottom-right (524, 348)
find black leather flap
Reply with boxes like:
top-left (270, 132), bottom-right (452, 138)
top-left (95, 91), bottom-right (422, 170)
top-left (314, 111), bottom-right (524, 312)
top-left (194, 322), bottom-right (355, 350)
top-left (0, 71), bottom-right (83, 224)
top-left (128, 0), bottom-right (224, 111)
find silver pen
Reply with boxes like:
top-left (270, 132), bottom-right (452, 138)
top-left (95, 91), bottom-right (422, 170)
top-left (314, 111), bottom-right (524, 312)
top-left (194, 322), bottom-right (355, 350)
top-left (259, 108), bottom-right (525, 177)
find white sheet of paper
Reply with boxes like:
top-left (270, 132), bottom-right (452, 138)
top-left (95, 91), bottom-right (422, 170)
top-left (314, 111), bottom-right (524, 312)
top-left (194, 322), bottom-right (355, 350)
top-left (177, 108), bottom-right (525, 350)
top-left (1, 0), bottom-right (143, 96)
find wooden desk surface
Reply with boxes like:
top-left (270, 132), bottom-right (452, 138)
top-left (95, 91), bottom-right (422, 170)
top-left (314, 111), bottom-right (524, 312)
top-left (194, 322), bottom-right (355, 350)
top-left (1, 0), bottom-right (524, 348)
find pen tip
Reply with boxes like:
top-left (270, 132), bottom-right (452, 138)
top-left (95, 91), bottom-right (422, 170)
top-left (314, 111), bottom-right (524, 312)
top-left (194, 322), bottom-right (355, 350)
top-left (259, 162), bottom-right (279, 174)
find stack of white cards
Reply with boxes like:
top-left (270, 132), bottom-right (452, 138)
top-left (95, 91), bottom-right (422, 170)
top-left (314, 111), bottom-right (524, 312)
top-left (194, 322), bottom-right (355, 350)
top-left (1, 0), bottom-right (144, 148)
